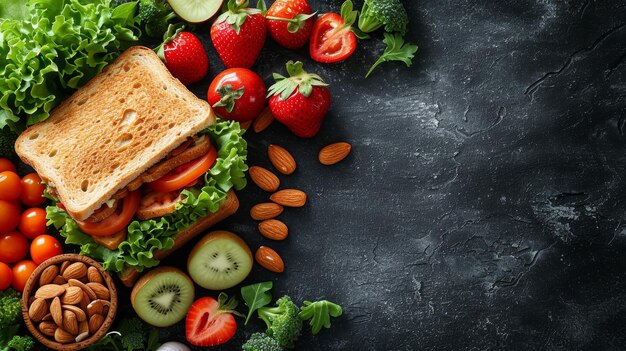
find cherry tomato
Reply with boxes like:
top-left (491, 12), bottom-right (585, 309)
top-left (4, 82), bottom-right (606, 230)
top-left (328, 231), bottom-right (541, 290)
top-left (150, 148), bottom-right (217, 193)
top-left (30, 234), bottom-right (63, 265)
top-left (20, 173), bottom-right (46, 207)
top-left (0, 171), bottom-right (21, 201)
top-left (0, 200), bottom-right (20, 233)
top-left (0, 262), bottom-right (12, 291)
top-left (19, 208), bottom-right (48, 240)
top-left (77, 191), bottom-right (141, 237)
top-left (207, 68), bottom-right (267, 122)
top-left (0, 231), bottom-right (29, 263)
top-left (12, 260), bottom-right (37, 292)
top-left (0, 158), bottom-right (16, 173)
top-left (309, 13), bottom-right (357, 63)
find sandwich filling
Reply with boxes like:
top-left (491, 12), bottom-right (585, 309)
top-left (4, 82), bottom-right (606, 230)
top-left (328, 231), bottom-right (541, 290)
top-left (47, 119), bottom-right (247, 274)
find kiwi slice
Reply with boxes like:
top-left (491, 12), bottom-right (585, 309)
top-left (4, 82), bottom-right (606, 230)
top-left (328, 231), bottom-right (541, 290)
top-left (187, 230), bottom-right (253, 290)
top-left (167, 0), bottom-right (223, 24)
top-left (131, 267), bottom-right (195, 327)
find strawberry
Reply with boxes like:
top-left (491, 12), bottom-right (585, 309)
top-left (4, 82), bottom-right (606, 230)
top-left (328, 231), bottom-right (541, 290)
top-left (211, 0), bottom-right (267, 68)
top-left (157, 27), bottom-right (209, 85)
top-left (266, 0), bottom-right (315, 49)
top-left (186, 294), bottom-right (239, 347)
top-left (268, 61), bottom-right (331, 138)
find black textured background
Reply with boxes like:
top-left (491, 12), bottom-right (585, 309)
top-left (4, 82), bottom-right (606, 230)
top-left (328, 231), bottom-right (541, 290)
top-left (65, 0), bottom-right (626, 350)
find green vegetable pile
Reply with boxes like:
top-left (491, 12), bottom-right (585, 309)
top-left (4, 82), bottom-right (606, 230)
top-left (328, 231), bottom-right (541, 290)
top-left (86, 318), bottom-right (160, 351)
top-left (47, 120), bottom-right (248, 274)
top-left (0, 0), bottom-right (141, 133)
top-left (0, 289), bottom-right (34, 351)
top-left (240, 282), bottom-right (343, 350)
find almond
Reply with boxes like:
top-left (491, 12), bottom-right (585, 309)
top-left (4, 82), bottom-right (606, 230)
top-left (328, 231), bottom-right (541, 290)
top-left (86, 282), bottom-right (110, 300)
top-left (258, 219), bottom-right (289, 241)
top-left (87, 300), bottom-right (104, 318)
top-left (69, 278), bottom-right (97, 300)
top-left (63, 305), bottom-right (87, 322)
top-left (55, 328), bottom-right (75, 344)
top-left (250, 203), bottom-right (284, 221)
top-left (35, 284), bottom-right (66, 299)
top-left (318, 142), bottom-right (352, 165)
top-left (53, 275), bottom-right (67, 285)
top-left (39, 265), bottom-right (59, 286)
top-left (75, 331), bottom-right (90, 343)
top-left (63, 310), bottom-right (79, 335)
top-left (253, 107), bottom-right (274, 133)
top-left (28, 298), bottom-right (48, 322)
top-left (42, 313), bottom-right (53, 321)
top-left (50, 297), bottom-right (63, 328)
top-left (240, 120), bottom-right (253, 131)
top-left (87, 266), bottom-right (103, 284)
top-left (255, 246), bottom-right (285, 273)
top-left (59, 261), bottom-right (70, 276)
top-left (270, 189), bottom-right (307, 207)
top-left (61, 286), bottom-right (83, 305)
top-left (63, 262), bottom-right (87, 280)
top-left (268, 144), bottom-right (296, 175)
top-left (39, 321), bottom-right (57, 337)
top-left (89, 314), bottom-right (104, 334)
top-left (79, 320), bottom-right (89, 334)
top-left (249, 166), bottom-right (280, 192)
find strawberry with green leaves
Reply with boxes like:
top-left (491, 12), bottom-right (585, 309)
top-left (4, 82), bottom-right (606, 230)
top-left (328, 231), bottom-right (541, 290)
top-left (157, 26), bottom-right (209, 85)
top-left (211, 0), bottom-right (267, 68)
top-left (268, 61), bottom-right (331, 138)
top-left (266, 0), bottom-right (315, 49)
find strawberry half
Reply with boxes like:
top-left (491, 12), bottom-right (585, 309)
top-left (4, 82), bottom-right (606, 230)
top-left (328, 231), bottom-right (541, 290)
top-left (266, 0), bottom-right (315, 49)
top-left (157, 26), bottom-right (209, 85)
top-left (211, 0), bottom-right (267, 68)
top-left (268, 61), bottom-right (331, 138)
top-left (185, 294), bottom-right (239, 347)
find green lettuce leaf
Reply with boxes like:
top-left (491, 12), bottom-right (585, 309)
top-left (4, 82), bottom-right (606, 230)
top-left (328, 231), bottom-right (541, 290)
top-left (47, 120), bottom-right (248, 273)
top-left (0, 0), bottom-right (140, 132)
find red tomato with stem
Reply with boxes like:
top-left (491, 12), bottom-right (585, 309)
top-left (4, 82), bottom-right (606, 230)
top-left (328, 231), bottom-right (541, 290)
top-left (0, 200), bottom-right (20, 233)
top-left (150, 149), bottom-right (217, 193)
top-left (0, 231), bottom-right (29, 263)
top-left (0, 158), bottom-right (16, 173)
top-left (19, 208), bottom-right (48, 240)
top-left (0, 171), bottom-right (22, 201)
top-left (20, 173), bottom-right (46, 207)
top-left (309, 13), bottom-right (357, 63)
top-left (12, 260), bottom-right (37, 292)
top-left (30, 234), bottom-right (63, 265)
top-left (207, 68), bottom-right (267, 122)
top-left (0, 262), bottom-right (12, 291)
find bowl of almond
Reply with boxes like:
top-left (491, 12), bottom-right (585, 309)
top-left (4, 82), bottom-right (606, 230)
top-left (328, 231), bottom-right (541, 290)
top-left (21, 254), bottom-right (117, 350)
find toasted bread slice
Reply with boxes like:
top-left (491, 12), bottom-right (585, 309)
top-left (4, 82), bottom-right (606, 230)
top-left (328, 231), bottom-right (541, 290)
top-left (15, 46), bottom-right (215, 221)
top-left (119, 190), bottom-right (239, 287)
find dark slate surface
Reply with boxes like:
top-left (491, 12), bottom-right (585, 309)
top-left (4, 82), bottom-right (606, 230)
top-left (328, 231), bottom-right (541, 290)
top-left (83, 0), bottom-right (626, 350)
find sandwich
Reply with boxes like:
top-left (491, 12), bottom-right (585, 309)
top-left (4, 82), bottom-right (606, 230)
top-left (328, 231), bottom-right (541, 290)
top-left (15, 46), bottom-right (248, 287)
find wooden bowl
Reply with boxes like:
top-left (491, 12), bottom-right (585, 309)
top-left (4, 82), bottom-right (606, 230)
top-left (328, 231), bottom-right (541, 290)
top-left (21, 254), bottom-right (118, 351)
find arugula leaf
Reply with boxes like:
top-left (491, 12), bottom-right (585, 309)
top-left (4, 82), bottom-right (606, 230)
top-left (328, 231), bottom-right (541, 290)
top-left (298, 300), bottom-right (343, 335)
top-left (365, 32), bottom-right (418, 78)
top-left (241, 282), bottom-right (273, 325)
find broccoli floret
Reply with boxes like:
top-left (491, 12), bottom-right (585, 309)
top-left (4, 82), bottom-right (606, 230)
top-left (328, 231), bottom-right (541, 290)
top-left (242, 333), bottom-right (284, 351)
top-left (0, 289), bottom-right (23, 348)
top-left (138, 0), bottom-right (177, 37)
top-left (0, 127), bottom-right (17, 160)
top-left (118, 318), bottom-right (146, 350)
top-left (7, 335), bottom-right (35, 351)
top-left (257, 296), bottom-right (302, 349)
top-left (357, 0), bottom-right (408, 35)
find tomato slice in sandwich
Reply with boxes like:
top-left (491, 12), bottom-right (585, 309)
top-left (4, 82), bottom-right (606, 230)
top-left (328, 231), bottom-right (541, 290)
top-left (77, 190), bottom-right (140, 237)
top-left (149, 147), bottom-right (218, 193)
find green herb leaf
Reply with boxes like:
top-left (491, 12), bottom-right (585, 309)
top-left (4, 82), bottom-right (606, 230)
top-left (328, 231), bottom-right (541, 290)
top-left (298, 300), bottom-right (343, 335)
top-left (366, 32), bottom-right (418, 78)
top-left (340, 0), bottom-right (357, 27)
top-left (241, 281), bottom-right (273, 325)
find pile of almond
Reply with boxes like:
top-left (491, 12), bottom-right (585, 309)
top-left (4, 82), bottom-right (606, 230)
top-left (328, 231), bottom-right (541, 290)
top-left (248, 142), bottom-right (351, 273)
top-left (27, 261), bottom-right (111, 344)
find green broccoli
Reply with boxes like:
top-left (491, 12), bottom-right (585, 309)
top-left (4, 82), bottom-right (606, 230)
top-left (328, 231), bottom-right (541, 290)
top-left (357, 0), bottom-right (408, 35)
top-left (0, 127), bottom-right (17, 160)
top-left (1, 289), bottom-right (24, 350)
top-left (7, 335), bottom-right (34, 351)
top-left (257, 296), bottom-right (302, 349)
top-left (242, 333), bottom-right (284, 351)
top-left (297, 300), bottom-right (343, 335)
top-left (138, 0), bottom-right (177, 38)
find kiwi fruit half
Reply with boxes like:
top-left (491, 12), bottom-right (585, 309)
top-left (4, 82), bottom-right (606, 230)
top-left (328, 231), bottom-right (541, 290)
top-left (187, 230), bottom-right (253, 290)
top-left (131, 267), bottom-right (195, 327)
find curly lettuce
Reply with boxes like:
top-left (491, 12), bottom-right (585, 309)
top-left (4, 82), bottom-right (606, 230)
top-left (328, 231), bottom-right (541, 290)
top-left (0, 0), bottom-right (140, 131)
top-left (47, 120), bottom-right (248, 273)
